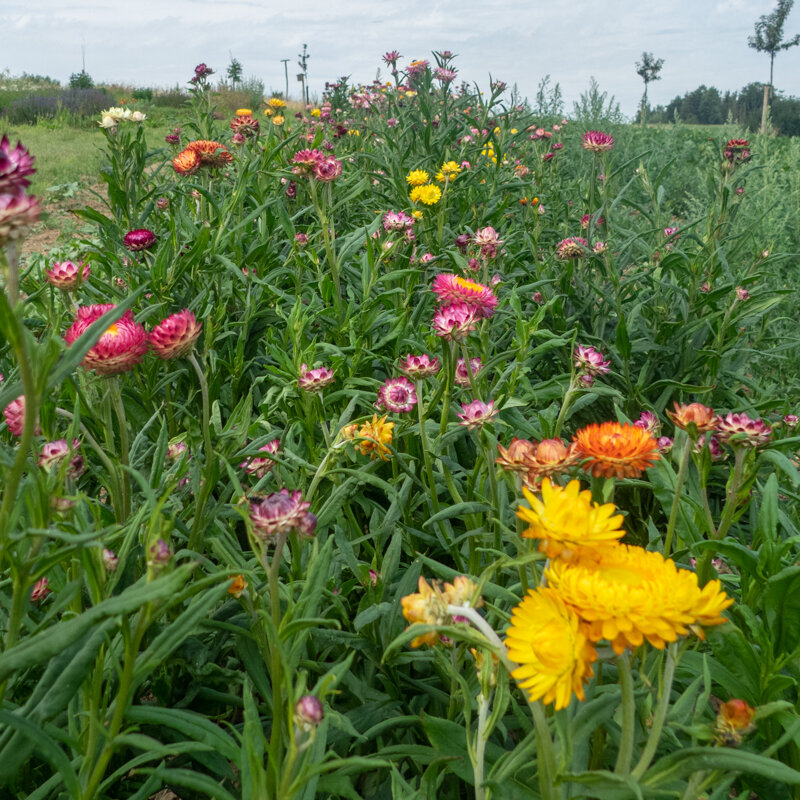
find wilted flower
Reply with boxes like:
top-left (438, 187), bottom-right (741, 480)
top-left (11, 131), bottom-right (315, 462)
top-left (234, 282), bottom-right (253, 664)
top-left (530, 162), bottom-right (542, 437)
top-left (166, 440), bottom-right (189, 462)
top-left (496, 438), bottom-right (538, 472)
top-left (556, 237), bottom-right (588, 259)
top-left (149, 310), bottom-right (202, 359)
top-left (398, 353), bottom-right (440, 379)
top-left (31, 577), bottom-right (51, 603)
top-left (715, 412), bottom-right (771, 448)
top-left (580, 214), bottom-right (605, 228)
top-left (230, 114), bottom-right (259, 137)
top-left (432, 303), bottom-right (478, 341)
top-left (298, 363), bottom-right (334, 391)
top-left (123, 228), bottom-right (156, 251)
top-left (294, 232), bottom-right (309, 246)
top-left (574, 344), bottom-right (611, 376)
top-left (457, 399), bottom-right (498, 429)
top-left (723, 139), bottom-right (750, 165)
top-left (0, 134), bottom-right (36, 192)
top-left (593, 241), bottom-right (607, 254)
top-left (38, 438), bottom-right (84, 478)
top-left (250, 489), bottom-right (316, 539)
top-left (228, 574), bottom-right (247, 597)
top-left (156, 197), bottom-right (170, 210)
top-left (581, 131), bottom-right (614, 153)
top-left (376, 377), bottom-right (418, 413)
top-left (735, 286), bottom-right (750, 301)
top-left (716, 699), bottom-right (756, 745)
top-left (45, 260), bottom-right (90, 291)
top-left (64, 304), bottom-right (148, 375)
top-left (454, 357), bottom-right (483, 386)
top-left (401, 575), bottom-right (482, 647)
top-left (657, 436), bottom-right (674, 453)
top-left (194, 63), bottom-right (214, 80)
top-left (783, 414), bottom-right (798, 428)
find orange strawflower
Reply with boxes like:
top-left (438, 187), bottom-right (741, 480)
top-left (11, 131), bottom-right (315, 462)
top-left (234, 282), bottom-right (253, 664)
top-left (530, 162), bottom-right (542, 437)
top-left (185, 139), bottom-right (234, 167)
top-left (495, 437), bottom-right (537, 472)
top-left (524, 438), bottom-right (581, 481)
top-left (667, 402), bottom-right (716, 434)
top-left (172, 149), bottom-right (200, 175)
top-left (574, 421), bottom-right (660, 479)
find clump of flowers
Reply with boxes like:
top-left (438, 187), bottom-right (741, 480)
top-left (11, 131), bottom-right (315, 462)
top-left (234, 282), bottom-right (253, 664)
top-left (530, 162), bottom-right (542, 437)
top-left (149, 310), bottom-right (202, 359)
top-left (45, 260), bottom-right (90, 291)
top-left (250, 489), bottom-right (316, 539)
top-left (436, 161), bottom-right (461, 182)
top-left (174, 140), bottom-right (233, 172)
top-left (574, 421), bottom-right (660, 479)
top-left (64, 304), bottom-right (148, 375)
top-left (376, 377), bottom-right (418, 413)
top-left (723, 138), bottom-right (751, 165)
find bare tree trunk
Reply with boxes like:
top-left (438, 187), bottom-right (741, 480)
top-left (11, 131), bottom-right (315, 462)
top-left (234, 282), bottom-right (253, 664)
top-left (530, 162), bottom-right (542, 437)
top-left (760, 83), bottom-right (770, 134)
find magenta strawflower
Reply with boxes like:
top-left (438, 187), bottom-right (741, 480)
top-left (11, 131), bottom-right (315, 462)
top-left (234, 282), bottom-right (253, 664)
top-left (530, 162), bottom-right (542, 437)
top-left (457, 399), bottom-right (499, 430)
top-left (0, 189), bottom-right (40, 244)
top-left (432, 303), bottom-right (478, 341)
top-left (695, 434), bottom-right (726, 460)
top-left (575, 344), bottom-right (611, 376)
top-left (0, 134), bottom-right (36, 192)
top-left (47, 260), bottom-right (90, 291)
top-left (149, 310), bottom-right (202, 359)
top-left (431, 273), bottom-right (498, 318)
top-left (398, 353), bottom-right (440, 379)
top-left (454, 357), bottom-right (483, 387)
top-left (123, 228), bottom-right (156, 252)
top-left (291, 148), bottom-right (324, 177)
top-left (64, 304), bottom-right (148, 375)
top-left (298, 363), bottom-right (335, 391)
top-left (3, 395), bottom-right (30, 437)
top-left (250, 489), bottom-right (316, 539)
top-left (634, 410), bottom-right (661, 437)
top-left (313, 156), bottom-right (342, 182)
top-left (657, 436), bottom-right (674, 453)
top-left (38, 438), bottom-right (84, 478)
top-left (240, 439), bottom-right (281, 478)
top-left (581, 131), bottom-right (614, 153)
top-left (376, 377), bottom-right (418, 413)
top-left (715, 412), bottom-right (771, 448)
top-left (556, 237), bottom-right (589, 260)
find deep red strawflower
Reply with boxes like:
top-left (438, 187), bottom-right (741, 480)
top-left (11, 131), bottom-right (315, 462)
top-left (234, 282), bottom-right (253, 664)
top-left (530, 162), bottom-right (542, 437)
top-left (123, 229), bottom-right (156, 251)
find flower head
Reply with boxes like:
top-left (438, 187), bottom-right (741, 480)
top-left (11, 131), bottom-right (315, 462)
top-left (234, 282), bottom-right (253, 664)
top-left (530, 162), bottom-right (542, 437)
top-left (522, 439), bottom-right (581, 482)
top-left (0, 135), bottom-right (36, 193)
top-left (295, 695), bottom-right (324, 730)
top-left (313, 156), bottom-right (342, 182)
top-left (353, 414), bottom-right (394, 460)
top-left (45, 260), bottom-right (90, 291)
top-left (457, 399), bottom-right (498, 430)
top-left (38, 438), bottom-right (84, 478)
top-left (434, 67), bottom-right (457, 83)
top-left (149, 310), bottom-right (202, 359)
top-left (64, 304), bottom-right (148, 375)
top-left (409, 184), bottom-right (442, 205)
top-left (401, 575), bottom-right (482, 647)
top-left (715, 412), bottom-right (771, 448)
top-left (0, 189), bottom-right (40, 244)
top-left (472, 226), bottom-right (503, 259)
top-left (505, 587), bottom-right (597, 709)
top-left (291, 148), bottom-right (324, 176)
top-left (240, 440), bottom-right (280, 478)
top-left (298, 363), bottom-right (334, 392)
top-left (123, 229), bottom-right (156, 251)
top-left (228, 574), bottom-right (247, 598)
top-left (3, 395), bottom-right (39, 437)
top-left (667, 402), bottom-right (717, 434)
top-left (518, 479), bottom-right (624, 561)
top-left (496, 437), bottom-right (538, 472)
top-left (406, 169), bottom-right (430, 186)
top-left (581, 131), bottom-right (614, 153)
top-left (398, 353), bottom-right (440, 379)
top-left (723, 139), bottom-right (750, 164)
top-left (250, 489), bottom-right (316, 539)
top-left (634, 410), bottom-right (661, 438)
top-left (546, 544), bottom-right (733, 653)
top-left (432, 303), bottom-right (478, 341)
top-left (556, 237), bottom-right (588, 260)
top-left (31, 577), bottom-right (51, 603)
top-left (716, 699), bottom-right (756, 745)
top-left (454, 357), bottom-right (483, 386)
top-left (185, 139), bottom-right (234, 167)
top-left (574, 344), bottom-right (610, 376)
top-left (431, 273), bottom-right (498, 318)
top-left (382, 210), bottom-right (415, 232)
top-left (376, 377), bottom-right (418, 413)
top-left (574, 421), bottom-right (660, 479)
top-left (172, 149), bottom-right (201, 175)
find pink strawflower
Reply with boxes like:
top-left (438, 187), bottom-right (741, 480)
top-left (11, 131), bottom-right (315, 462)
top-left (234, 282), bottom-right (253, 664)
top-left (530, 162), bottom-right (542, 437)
top-left (383, 211), bottom-right (415, 232)
top-left (735, 286), bottom-right (750, 301)
top-left (593, 241), bottom-right (607, 254)
top-left (3, 395), bottom-right (39, 437)
top-left (432, 303), bottom-right (478, 341)
top-left (634, 410), bottom-right (661, 437)
top-left (102, 548), bottom-right (119, 572)
top-left (123, 228), bottom-right (156, 252)
top-left (387, 117), bottom-right (398, 127)
top-left (291, 148), bottom-right (324, 176)
top-left (575, 344), bottom-right (611, 376)
top-left (664, 227), bottom-right (679, 238)
top-left (657, 436), bottom-right (674, 453)
top-left (383, 51), bottom-right (402, 66)
top-left (295, 695), bottom-right (324, 729)
top-left (313, 156), bottom-right (342, 182)
top-left (64, 304), bottom-right (148, 375)
top-left (454, 357), bottom-right (483, 387)
top-left (434, 67), bottom-right (457, 84)
top-left (250, 489), bottom-right (316, 539)
top-left (556, 237), bottom-right (588, 260)
top-left (0, 135), bottom-right (36, 192)
top-left (472, 226), bottom-right (503, 259)
top-left (0, 189), bottom-right (40, 244)
top-left (695, 434), bottom-right (726, 460)
top-left (149, 310), bottom-right (202, 359)
top-left (581, 130), bottom-right (614, 153)
top-left (240, 439), bottom-right (281, 478)
top-left (783, 414), bottom-right (798, 428)
top-left (38, 438), bottom-right (84, 478)
top-left (420, 252), bottom-right (434, 263)
top-left (578, 374), bottom-right (595, 388)
top-left (30, 577), bottom-right (51, 603)
top-left (431, 273), bottom-right (498, 318)
top-left (295, 232), bottom-right (309, 246)
top-left (406, 59), bottom-right (430, 77)
top-left (376, 377), bottom-right (418, 413)
top-left (581, 214), bottom-right (605, 228)
top-left (457, 399), bottom-right (498, 430)
top-left (398, 353), bottom-right (440, 379)
top-left (298, 363), bottom-right (334, 391)
top-left (715, 412), bottom-right (771, 448)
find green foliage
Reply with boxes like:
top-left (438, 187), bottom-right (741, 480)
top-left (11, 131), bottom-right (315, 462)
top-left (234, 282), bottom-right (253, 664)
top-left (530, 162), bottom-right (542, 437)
top-left (69, 71), bottom-right (94, 90)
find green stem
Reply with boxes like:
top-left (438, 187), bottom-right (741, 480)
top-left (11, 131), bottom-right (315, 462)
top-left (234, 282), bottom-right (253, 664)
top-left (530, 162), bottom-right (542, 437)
top-left (188, 352), bottom-right (214, 552)
top-left (663, 436), bottom-right (692, 557)
top-left (440, 342), bottom-right (456, 439)
top-left (632, 644), bottom-right (678, 779)
top-left (267, 534), bottom-right (288, 794)
top-left (615, 653), bottom-right (635, 775)
top-left (109, 378), bottom-right (130, 521)
top-left (553, 382), bottom-right (576, 440)
top-left (474, 692), bottom-right (490, 800)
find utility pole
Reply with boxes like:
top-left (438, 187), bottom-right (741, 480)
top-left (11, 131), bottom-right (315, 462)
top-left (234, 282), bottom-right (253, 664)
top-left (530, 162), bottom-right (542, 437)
top-left (280, 58), bottom-right (290, 100)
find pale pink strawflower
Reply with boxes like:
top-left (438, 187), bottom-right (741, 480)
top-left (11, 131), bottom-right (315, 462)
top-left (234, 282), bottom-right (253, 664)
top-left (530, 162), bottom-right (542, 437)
top-left (454, 357), bottom-right (483, 387)
top-left (240, 439), bottom-right (281, 478)
top-left (387, 117), bottom-right (398, 127)
top-left (735, 286), bottom-right (750, 301)
top-left (383, 211), bottom-right (415, 232)
top-left (472, 226), bottom-right (503, 259)
top-left (149, 310), bottom-right (202, 359)
top-left (298, 363), bottom-right (334, 391)
top-left (376, 377), bottom-right (418, 413)
top-left (578, 374), bottom-right (595, 388)
top-left (581, 130), bottom-right (614, 153)
top-left (593, 241), bottom-right (607, 254)
top-left (431, 273), bottom-right (498, 318)
top-left (295, 695), bottom-right (324, 729)
top-left (64, 304), bottom-right (148, 375)
top-left (575, 344), bottom-right (611, 376)
top-left (0, 189), bottom-right (40, 244)
top-left (30, 577), bottom-right (51, 603)
top-left (664, 227), bottom-right (679, 238)
top-left (715, 412), bottom-right (771, 448)
top-left (434, 67), bottom-right (457, 84)
top-left (556, 237), bottom-right (588, 260)
top-left (102, 548), bottom-right (119, 572)
top-left (123, 228), bottom-right (156, 252)
top-left (432, 303), bottom-right (478, 341)
top-left (783, 414), bottom-right (798, 428)
top-left (457, 399), bottom-right (498, 430)
top-left (38, 438), bottom-right (84, 478)
top-left (419, 252), bottom-right (435, 264)
top-left (250, 489), bottom-right (316, 539)
top-left (634, 411), bottom-right (661, 437)
top-left (46, 260), bottom-right (90, 291)
top-left (398, 354), bottom-right (440, 379)
top-left (295, 233), bottom-right (309, 246)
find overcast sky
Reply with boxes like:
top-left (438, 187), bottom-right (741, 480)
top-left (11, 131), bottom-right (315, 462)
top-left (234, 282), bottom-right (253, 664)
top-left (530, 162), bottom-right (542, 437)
top-left (4, 0), bottom-right (800, 118)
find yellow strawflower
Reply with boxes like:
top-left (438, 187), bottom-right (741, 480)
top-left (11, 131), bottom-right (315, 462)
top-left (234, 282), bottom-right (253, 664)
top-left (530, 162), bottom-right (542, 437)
top-left (354, 415), bottom-right (394, 460)
top-left (310, 108), bottom-right (321, 117)
top-left (406, 169), bottom-right (430, 187)
top-left (409, 184), bottom-right (442, 205)
top-left (236, 108), bottom-right (252, 116)
top-left (272, 115), bottom-right (285, 126)
top-left (268, 97), bottom-right (286, 109)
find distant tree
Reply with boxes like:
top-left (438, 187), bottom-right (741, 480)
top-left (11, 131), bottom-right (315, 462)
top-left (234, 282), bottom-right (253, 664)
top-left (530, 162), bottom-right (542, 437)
top-left (69, 70), bottom-right (94, 89)
top-left (227, 55), bottom-right (243, 88)
top-left (297, 43), bottom-right (310, 104)
top-left (635, 52), bottom-right (664, 126)
top-left (748, 0), bottom-right (800, 131)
